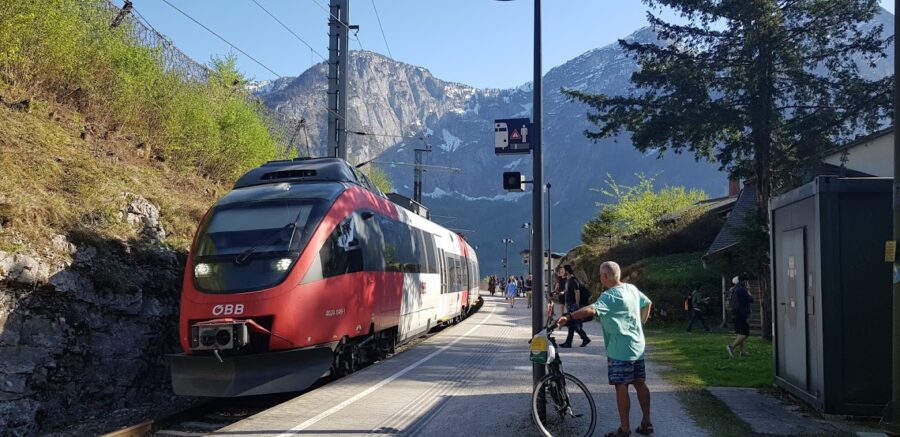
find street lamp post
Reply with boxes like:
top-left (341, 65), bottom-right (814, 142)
top-left (546, 183), bottom-right (552, 299)
top-left (496, 0), bottom-right (545, 406)
top-left (891, 0), bottom-right (899, 423)
top-left (522, 222), bottom-right (532, 276)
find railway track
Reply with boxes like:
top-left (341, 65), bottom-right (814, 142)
top-left (100, 298), bottom-right (484, 437)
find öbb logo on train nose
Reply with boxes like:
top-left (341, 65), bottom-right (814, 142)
top-left (212, 304), bottom-right (244, 316)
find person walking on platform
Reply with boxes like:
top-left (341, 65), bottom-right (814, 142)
top-left (557, 261), bottom-right (654, 437)
top-left (505, 275), bottom-right (518, 308)
top-left (685, 285), bottom-right (711, 333)
top-left (488, 275), bottom-right (497, 297)
top-left (550, 266), bottom-right (566, 318)
top-left (558, 264), bottom-right (590, 348)
top-left (525, 274), bottom-right (533, 308)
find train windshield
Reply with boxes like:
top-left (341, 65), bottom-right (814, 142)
top-left (196, 203), bottom-right (316, 257)
top-left (191, 182), bottom-right (341, 294)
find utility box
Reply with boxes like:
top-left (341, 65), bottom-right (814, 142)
top-left (769, 177), bottom-right (893, 416)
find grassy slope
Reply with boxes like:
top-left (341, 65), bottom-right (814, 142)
top-left (623, 252), bottom-right (721, 318)
top-left (645, 323), bottom-right (773, 388)
top-left (0, 92), bottom-right (222, 256)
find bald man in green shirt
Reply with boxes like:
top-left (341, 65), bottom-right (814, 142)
top-left (557, 261), bottom-right (653, 437)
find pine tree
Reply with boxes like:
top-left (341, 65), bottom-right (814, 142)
top-left (566, 0), bottom-right (891, 213)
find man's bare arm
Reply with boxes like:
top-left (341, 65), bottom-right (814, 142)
top-left (557, 305), bottom-right (596, 326)
top-left (640, 303), bottom-right (652, 324)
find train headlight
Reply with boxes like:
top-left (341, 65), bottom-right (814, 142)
top-left (215, 329), bottom-right (232, 346)
top-left (273, 258), bottom-right (292, 272)
top-left (199, 329), bottom-right (216, 347)
top-left (194, 263), bottom-right (212, 278)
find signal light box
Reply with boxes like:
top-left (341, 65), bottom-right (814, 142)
top-left (503, 172), bottom-right (525, 192)
top-left (494, 118), bottom-right (532, 155)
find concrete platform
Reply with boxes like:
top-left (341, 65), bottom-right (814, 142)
top-left (709, 387), bottom-right (887, 436)
top-left (214, 294), bottom-right (705, 436)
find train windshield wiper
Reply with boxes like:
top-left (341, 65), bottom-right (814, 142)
top-left (234, 223), bottom-right (296, 265)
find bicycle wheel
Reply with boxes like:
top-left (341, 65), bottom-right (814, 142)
top-left (531, 372), bottom-right (597, 437)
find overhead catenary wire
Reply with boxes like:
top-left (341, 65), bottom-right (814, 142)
top-left (346, 130), bottom-right (426, 140)
top-left (159, 0), bottom-right (283, 77)
top-left (159, 0), bottom-right (426, 145)
top-left (248, 0), bottom-right (328, 62)
top-left (310, 0), bottom-right (352, 30)
top-left (370, 0), bottom-right (393, 59)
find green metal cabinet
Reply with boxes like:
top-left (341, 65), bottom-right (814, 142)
top-left (769, 177), bottom-right (893, 416)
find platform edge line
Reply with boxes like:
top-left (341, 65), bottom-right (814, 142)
top-left (275, 306), bottom-right (497, 437)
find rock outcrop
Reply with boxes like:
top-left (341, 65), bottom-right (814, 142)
top-left (0, 197), bottom-right (185, 435)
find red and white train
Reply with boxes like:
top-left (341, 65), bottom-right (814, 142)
top-left (169, 157), bottom-right (480, 397)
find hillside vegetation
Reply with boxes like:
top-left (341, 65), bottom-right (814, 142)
top-left (565, 177), bottom-right (723, 319)
top-left (0, 0), bottom-right (289, 253)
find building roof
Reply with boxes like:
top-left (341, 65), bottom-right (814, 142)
top-left (659, 195), bottom-right (737, 224)
top-left (703, 184), bottom-right (758, 259)
top-left (804, 162), bottom-right (875, 179)
top-left (823, 126), bottom-right (893, 158)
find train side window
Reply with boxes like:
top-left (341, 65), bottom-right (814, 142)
top-left (448, 255), bottom-right (461, 292)
top-left (380, 217), bottom-right (401, 272)
top-left (360, 212), bottom-right (385, 272)
top-left (320, 215), bottom-right (364, 278)
top-left (422, 232), bottom-right (437, 274)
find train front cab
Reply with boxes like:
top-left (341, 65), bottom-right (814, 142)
top-left (169, 181), bottom-right (471, 397)
top-left (170, 184), bottom-right (401, 396)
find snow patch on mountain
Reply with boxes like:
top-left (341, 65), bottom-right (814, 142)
top-left (423, 188), bottom-right (526, 202)
top-left (439, 129), bottom-right (462, 152)
top-left (512, 103), bottom-right (533, 118)
top-left (504, 158), bottom-right (523, 169)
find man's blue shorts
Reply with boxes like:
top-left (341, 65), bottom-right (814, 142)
top-left (607, 358), bottom-right (646, 385)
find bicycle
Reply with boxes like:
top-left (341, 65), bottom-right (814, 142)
top-left (530, 319), bottom-right (597, 437)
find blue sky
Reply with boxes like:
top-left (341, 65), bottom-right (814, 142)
top-left (122, 0), bottom-right (895, 90)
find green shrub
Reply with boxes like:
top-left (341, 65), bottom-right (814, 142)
top-left (584, 174), bottom-right (708, 244)
top-left (0, 0), bottom-right (281, 181)
top-left (622, 252), bottom-right (721, 320)
top-left (363, 165), bottom-right (393, 193)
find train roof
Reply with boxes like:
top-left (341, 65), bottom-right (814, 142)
top-left (233, 158), bottom-right (361, 189)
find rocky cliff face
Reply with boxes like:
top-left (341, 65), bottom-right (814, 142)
top-left (261, 52), bottom-right (479, 163)
top-left (0, 195), bottom-right (184, 435)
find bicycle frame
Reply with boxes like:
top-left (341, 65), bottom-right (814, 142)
top-left (531, 319), bottom-right (597, 437)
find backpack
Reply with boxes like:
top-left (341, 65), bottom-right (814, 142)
top-left (574, 279), bottom-right (591, 306)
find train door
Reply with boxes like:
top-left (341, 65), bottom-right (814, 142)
top-left (439, 248), bottom-right (447, 294)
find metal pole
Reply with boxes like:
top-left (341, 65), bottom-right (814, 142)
top-left (326, 0), bottom-right (341, 157)
top-left (546, 183), bottom-right (552, 300)
top-left (526, 224), bottom-right (532, 277)
top-left (337, 0), bottom-right (350, 160)
top-left (531, 0), bottom-right (546, 394)
top-left (414, 147), bottom-right (422, 203)
top-left (504, 239), bottom-right (511, 281)
top-left (892, 0), bottom-right (900, 421)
